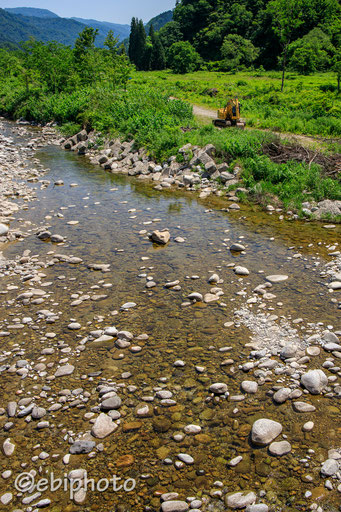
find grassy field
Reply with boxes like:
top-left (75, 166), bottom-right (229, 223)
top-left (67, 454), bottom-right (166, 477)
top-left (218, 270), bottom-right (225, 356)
top-left (133, 70), bottom-right (341, 142)
top-left (1, 67), bottom-right (340, 215)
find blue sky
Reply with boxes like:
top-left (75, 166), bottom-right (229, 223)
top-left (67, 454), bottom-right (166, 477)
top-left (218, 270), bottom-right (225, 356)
top-left (0, 0), bottom-right (176, 23)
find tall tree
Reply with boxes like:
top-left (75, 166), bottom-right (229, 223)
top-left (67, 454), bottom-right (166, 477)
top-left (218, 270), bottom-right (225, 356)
top-left (128, 17), bottom-right (137, 64)
top-left (150, 24), bottom-right (166, 70)
top-left (128, 17), bottom-right (148, 70)
top-left (267, 0), bottom-right (304, 91)
top-left (136, 19), bottom-right (147, 70)
top-left (74, 27), bottom-right (99, 84)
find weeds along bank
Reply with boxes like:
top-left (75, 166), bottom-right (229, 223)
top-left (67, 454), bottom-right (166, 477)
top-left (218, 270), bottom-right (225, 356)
top-left (0, 76), bottom-right (340, 217)
top-left (134, 70), bottom-right (341, 141)
top-left (60, 124), bottom-right (341, 222)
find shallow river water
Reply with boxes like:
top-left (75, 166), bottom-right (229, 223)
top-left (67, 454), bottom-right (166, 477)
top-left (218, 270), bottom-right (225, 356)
top-left (0, 123), bottom-right (340, 512)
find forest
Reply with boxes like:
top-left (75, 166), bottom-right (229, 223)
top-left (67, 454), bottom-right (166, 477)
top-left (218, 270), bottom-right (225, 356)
top-left (128, 0), bottom-right (341, 80)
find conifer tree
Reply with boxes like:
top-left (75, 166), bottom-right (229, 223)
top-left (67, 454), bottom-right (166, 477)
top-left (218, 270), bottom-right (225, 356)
top-left (150, 24), bottom-right (166, 70)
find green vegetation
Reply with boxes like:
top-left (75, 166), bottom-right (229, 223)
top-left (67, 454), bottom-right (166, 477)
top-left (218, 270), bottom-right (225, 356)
top-left (144, 10), bottom-right (173, 34)
top-left (0, 25), bottom-right (340, 215)
top-left (169, 0), bottom-right (340, 73)
top-left (133, 70), bottom-right (341, 139)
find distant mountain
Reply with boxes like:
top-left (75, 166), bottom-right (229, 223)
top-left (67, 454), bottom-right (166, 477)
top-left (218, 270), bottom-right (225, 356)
top-left (71, 17), bottom-right (130, 42)
top-left (5, 7), bottom-right (59, 18)
top-left (0, 7), bottom-right (173, 49)
top-left (145, 10), bottom-right (173, 33)
top-left (0, 8), bottom-right (106, 47)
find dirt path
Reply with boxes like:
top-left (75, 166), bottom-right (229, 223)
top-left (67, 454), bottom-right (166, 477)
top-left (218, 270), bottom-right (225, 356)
top-left (191, 102), bottom-right (339, 150)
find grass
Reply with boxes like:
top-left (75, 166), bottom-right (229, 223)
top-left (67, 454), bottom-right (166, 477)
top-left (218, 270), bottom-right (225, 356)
top-left (133, 70), bottom-right (341, 144)
top-left (0, 69), bottom-right (340, 216)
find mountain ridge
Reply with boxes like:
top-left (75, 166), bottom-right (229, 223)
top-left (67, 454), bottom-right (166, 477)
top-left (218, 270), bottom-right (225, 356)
top-left (1, 7), bottom-right (173, 48)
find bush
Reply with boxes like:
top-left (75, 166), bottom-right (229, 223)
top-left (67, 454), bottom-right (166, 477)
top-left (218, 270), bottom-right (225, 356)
top-left (221, 34), bottom-right (259, 71)
top-left (168, 41), bottom-right (202, 74)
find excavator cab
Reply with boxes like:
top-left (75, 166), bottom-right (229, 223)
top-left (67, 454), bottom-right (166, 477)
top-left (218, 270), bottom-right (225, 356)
top-left (213, 97), bottom-right (245, 129)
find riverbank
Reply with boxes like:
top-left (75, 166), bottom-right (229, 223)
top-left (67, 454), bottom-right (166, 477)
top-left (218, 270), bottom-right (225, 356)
top-left (0, 119), bottom-right (340, 511)
top-left (61, 128), bottom-right (341, 222)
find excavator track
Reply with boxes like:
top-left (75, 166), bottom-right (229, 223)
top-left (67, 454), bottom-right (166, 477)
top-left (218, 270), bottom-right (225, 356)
top-left (213, 119), bottom-right (231, 128)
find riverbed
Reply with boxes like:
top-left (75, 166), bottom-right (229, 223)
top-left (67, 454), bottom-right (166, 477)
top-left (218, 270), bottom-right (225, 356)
top-left (0, 120), bottom-right (340, 512)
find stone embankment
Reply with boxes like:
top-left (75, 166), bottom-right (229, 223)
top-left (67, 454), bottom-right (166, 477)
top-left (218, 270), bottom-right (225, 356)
top-left (61, 129), bottom-right (341, 221)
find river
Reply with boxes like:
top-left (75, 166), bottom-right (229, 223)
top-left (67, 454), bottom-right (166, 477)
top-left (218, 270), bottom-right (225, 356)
top-left (0, 121), bottom-right (340, 511)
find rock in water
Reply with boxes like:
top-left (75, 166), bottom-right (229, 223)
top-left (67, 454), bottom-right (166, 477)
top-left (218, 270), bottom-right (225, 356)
top-left (149, 230), bottom-right (170, 245)
top-left (301, 369), bottom-right (328, 394)
top-left (268, 441), bottom-right (291, 456)
top-left (251, 419), bottom-right (282, 446)
top-left (54, 365), bottom-right (75, 377)
top-left (91, 413), bottom-right (117, 438)
top-left (161, 501), bottom-right (189, 512)
top-left (225, 492), bottom-right (256, 509)
top-left (266, 275), bottom-right (288, 283)
top-left (0, 224), bottom-right (9, 236)
top-left (69, 441), bottom-right (96, 454)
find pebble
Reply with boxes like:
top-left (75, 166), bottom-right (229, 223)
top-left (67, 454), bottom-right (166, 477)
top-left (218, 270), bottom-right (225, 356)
top-left (293, 401), bottom-right (316, 413)
top-left (69, 441), bottom-right (96, 454)
top-left (225, 491), bottom-right (256, 509)
top-left (302, 421), bottom-right (314, 432)
top-left (0, 492), bottom-right (12, 505)
top-left (268, 440), bottom-right (291, 456)
top-left (55, 365), bottom-right (75, 377)
top-left (161, 501), bottom-right (189, 512)
top-left (321, 459), bottom-right (339, 477)
top-left (266, 275), bottom-right (288, 283)
top-left (91, 413), bottom-right (118, 438)
top-left (0, 223), bottom-right (9, 236)
top-left (209, 383), bottom-right (228, 394)
top-left (234, 266), bottom-right (250, 276)
top-left (241, 381), bottom-right (258, 393)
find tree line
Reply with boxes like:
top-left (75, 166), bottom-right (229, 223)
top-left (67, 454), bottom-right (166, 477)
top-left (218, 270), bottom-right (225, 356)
top-left (127, 0), bottom-right (341, 88)
top-left (0, 27), bottom-right (133, 95)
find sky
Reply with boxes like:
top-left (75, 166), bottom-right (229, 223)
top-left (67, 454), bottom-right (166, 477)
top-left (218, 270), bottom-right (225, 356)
top-left (0, 0), bottom-right (176, 24)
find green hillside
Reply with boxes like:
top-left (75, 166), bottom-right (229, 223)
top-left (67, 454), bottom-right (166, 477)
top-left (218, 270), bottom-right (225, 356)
top-left (145, 10), bottom-right (173, 33)
top-left (71, 17), bottom-right (130, 41)
top-left (0, 8), bottom-right (106, 47)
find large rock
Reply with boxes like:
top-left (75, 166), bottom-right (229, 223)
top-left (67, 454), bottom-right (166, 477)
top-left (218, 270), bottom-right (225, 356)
top-left (301, 370), bottom-right (328, 394)
top-left (69, 441), bottom-right (96, 455)
top-left (0, 224), bottom-right (9, 236)
top-left (149, 230), bottom-right (170, 245)
top-left (251, 419), bottom-right (282, 446)
top-left (101, 395), bottom-right (121, 411)
top-left (225, 491), bottom-right (256, 509)
top-left (91, 413), bottom-right (117, 439)
top-left (321, 459), bottom-right (339, 477)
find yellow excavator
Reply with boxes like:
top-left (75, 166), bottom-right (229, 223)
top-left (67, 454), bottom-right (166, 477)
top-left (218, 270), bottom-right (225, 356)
top-left (213, 97), bottom-right (245, 129)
